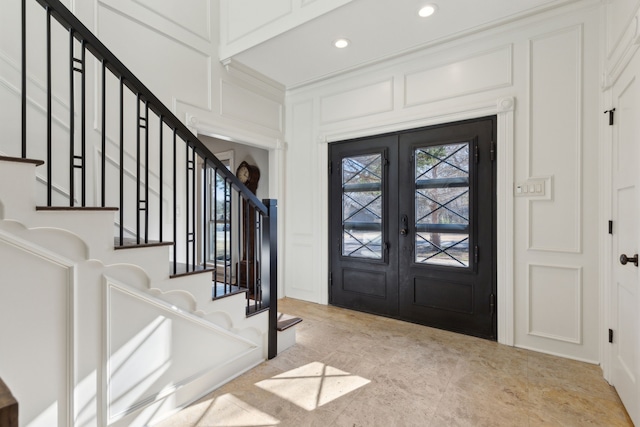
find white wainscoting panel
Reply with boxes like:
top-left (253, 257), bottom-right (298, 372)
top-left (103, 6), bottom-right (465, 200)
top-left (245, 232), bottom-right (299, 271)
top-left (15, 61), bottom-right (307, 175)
top-left (288, 101), bottom-right (315, 235)
top-left (320, 79), bottom-right (394, 124)
top-left (0, 238), bottom-right (73, 427)
top-left (220, 81), bottom-right (283, 132)
top-left (528, 264), bottom-right (582, 344)
top-left (133, 0), bottom-right (211, 41)
top-left (287, 236), bottom-right (316, 295)
top-left (404, 45), bottom-right (513, 107)
top-left (105, 281), bottom-right (257, 424)
top-left (528, 25), bottom-right (583, 253)
top-left (96, 4), bottom-right (212, 112)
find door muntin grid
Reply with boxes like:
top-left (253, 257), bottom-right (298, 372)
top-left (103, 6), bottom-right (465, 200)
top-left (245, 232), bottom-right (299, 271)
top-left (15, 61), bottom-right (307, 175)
top-left (414, 142), bottom-right (470, 267)
top-left (342, 153), bottom-right (383, 259)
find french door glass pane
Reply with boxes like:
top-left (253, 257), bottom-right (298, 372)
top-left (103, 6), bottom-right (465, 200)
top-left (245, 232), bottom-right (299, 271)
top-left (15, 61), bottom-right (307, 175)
top-left (342, 154), bottom-right (383, 259)
top-left (415, 143), bottom-right (470, 267)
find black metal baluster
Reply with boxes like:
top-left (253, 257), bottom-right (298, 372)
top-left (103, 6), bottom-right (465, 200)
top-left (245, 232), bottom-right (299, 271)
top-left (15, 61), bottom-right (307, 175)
top-left (101, 59), bottom-right (106, 207)
top-left (213, 167), bottom-right (218, 298)
top-left (21, 0), bottom-right (26, 158)
top-left (192, 149), bottom-right (196, 270)
top-left (185, 142), bottom-right (190, 273)
top-left (136, 94), bottom-right (141, 244)
top-left (80, 40), bottom-right (86, 206)
top-left (119, 76), bottom-right (124, 246)
top-left (203, 159), bottom-right (208, 276)
top-left (46, 6), bottom-right (52, 206)
top-left (245, 198), bottom-right (251, 311)
top-left (69, 29), bottom-right (75, 207)
top-left (144, 101), bottom-right (149, 243)
top-left (173, 129), bottom-right (177, 275)
top-left (159, 116), bottom-right (163, 241)
top-left (254, 211), bottom-right (260, 309)
top-left (237, 192), bottom-right (243, 301)
top-left (223, 177), bottom-right (228, 293)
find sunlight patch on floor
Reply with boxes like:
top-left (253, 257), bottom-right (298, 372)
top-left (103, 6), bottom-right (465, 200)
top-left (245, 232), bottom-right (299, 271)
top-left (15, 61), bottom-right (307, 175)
top-left (255, 362), bottom-right (370, 411)
top-left (200, 394), bottom-right (281, 426)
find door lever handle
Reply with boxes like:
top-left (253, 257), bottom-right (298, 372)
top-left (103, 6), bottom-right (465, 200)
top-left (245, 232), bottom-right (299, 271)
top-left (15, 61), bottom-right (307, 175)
top-left (619, 254), bottom-right (638, 267)
top-left (400, 214), bottom-right (408, 236)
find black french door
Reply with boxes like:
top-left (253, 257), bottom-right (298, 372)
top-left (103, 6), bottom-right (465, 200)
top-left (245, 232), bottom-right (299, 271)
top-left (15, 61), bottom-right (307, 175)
top-left (329, 117), bottom-right (497, 339)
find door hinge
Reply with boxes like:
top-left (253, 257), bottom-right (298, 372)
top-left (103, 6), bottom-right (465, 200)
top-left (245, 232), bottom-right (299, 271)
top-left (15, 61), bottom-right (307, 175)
top-left (609, 328), bottom-right (614, 343)
top-left (490, 141), bottom-right (496, 161)
top-left (604, 108), bottom-right (616, 126)
top-left (490, 293), bottom-right (496, 315)
top-left (474, 245), bottom-right (479, 264)
top-left (609, 220), bottom-right (613, 235)
top-left (329, 160), bottom-right (333, 173)
top-left (475, 145), bottom-right (479, 163)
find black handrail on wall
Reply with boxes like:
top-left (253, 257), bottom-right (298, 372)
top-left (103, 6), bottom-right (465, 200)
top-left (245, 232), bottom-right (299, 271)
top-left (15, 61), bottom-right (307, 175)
top-left (18, 0), bottom-right (278, 358)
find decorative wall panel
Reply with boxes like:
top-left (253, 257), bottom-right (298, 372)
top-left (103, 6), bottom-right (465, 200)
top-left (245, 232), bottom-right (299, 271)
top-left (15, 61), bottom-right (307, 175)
top-left (97, 4), bottom-right (211, 111)
top-left (289, 101), bottom-right (315, 235)
top-left (528, 26), bottom-right (582, 253)
top-left (320, 79), bottom-right (394, 124)
top-left (133, 0), bottom-right (211, 41)
top-left (220, 81), bottom-right (283, 132)
top-left (404, 46), bottom-right (512, 107)
top-left (528, 264), bottom-right (582, 344)
top-left (0, 240), bottom-right (72, 426)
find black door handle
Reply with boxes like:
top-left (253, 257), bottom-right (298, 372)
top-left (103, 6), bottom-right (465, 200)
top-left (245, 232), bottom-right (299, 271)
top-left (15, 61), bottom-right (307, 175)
top-left (400, 214), bottom-right (408, 236)
top-left (620, 254), bottom-right (638, 267)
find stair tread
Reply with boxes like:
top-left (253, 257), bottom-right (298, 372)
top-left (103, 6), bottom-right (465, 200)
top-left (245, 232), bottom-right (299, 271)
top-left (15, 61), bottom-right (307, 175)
top-left (114, 238), bottom-right (174, 249)
top-left (0, 155), bottom-right (44, 166)
top-left (170, 263), bottom-right (215, 278)
top-left (277, 316), bottom-right (302, 331)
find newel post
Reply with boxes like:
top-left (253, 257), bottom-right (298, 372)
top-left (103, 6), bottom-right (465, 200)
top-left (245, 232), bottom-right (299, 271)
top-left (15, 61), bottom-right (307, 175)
top-left (261, 199), bottom-right (278, 359)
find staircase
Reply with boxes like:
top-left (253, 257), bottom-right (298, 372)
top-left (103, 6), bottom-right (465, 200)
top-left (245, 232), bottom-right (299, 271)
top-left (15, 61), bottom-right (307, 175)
top-left (0, 0), bottom-right (296, 426)
top-left (0, 156), bottom-right (274, 426)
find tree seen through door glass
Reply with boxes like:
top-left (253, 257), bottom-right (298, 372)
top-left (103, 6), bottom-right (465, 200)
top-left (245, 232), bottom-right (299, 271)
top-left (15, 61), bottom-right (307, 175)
top-left (415, 143), bottom-right (470, 267)
top-left (342, 153), bottom-right (383, 259)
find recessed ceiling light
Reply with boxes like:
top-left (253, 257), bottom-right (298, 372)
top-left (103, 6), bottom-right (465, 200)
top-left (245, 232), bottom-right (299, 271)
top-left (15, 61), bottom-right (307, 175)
top-left (418, 4), bottom-right (437, 18)
top-left (334, 38), bottom-right (350, 49)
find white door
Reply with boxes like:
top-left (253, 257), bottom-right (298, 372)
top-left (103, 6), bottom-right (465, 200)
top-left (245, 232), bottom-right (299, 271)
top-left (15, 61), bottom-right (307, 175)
top-left (610, 54), bottom-right (640, 426)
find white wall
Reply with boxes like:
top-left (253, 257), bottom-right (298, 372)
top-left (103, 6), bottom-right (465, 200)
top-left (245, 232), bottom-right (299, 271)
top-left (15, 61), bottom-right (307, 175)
top-left (284, 0), bottom-right (603, 362)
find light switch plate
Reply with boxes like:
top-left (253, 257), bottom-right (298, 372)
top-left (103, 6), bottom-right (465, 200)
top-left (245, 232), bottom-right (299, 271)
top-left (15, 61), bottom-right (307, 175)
top-left (515, 179), bottom-right (547, 197)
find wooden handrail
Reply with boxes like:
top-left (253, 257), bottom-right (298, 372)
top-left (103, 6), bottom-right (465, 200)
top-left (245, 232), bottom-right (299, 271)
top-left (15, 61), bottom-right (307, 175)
top-left (0, 377), bottom-right (18, 427)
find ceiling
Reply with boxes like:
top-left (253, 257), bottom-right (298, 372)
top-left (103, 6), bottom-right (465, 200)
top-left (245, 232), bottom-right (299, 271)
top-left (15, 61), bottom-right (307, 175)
top-left (231, 0), bottom-right (578, 89)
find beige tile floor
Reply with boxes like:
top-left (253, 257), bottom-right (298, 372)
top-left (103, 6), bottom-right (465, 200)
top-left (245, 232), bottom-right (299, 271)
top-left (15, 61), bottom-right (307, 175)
top-left (158, 298), bottom-right (633, 427)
